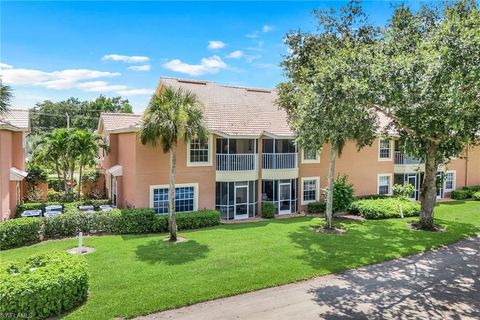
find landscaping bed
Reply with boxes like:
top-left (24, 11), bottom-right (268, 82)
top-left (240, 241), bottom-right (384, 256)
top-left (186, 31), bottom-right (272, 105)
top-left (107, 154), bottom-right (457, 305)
top-left (0, 201), bottom-right (478, 320)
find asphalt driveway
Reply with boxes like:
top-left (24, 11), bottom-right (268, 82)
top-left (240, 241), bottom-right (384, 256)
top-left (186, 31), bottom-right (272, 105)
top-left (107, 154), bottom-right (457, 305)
top-left (136, 236), bottom-right (480, 320)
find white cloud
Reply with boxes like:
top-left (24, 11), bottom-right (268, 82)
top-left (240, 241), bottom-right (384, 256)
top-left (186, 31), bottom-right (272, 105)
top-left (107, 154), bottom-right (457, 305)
top-left (102, 54), bottom-right (150, 64)
top-left (116, 88), bottom-right (152, 96)
top-left (262, 25), bottom-right (274, 32)
top-left (0, 63), bottom-right (151, 96)
top-left (163, 55), bottom-right (227, 76)
top-left (226, 50), bottom-right (244, 59)
top-left (207, 41), bottom-right (226, 50)
top-left (0, 65), bottom-right (120, 88)
top-left (127, 65), bottom-right (151, 72)
top-left (0, 63), bottom-right (13, 70)
top-left (246, 31), bottom-right (259, 39)
top-left (245, 54), bottom-right (261, 63)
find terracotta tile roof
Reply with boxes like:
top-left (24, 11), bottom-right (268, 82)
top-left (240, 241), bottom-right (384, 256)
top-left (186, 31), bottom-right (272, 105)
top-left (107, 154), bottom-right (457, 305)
top-left (160, 77), bottom-right (294, 137)
top-left (99, 77), bottom-right (394, 137)
top-left (0, 109), bottom-right (29, 131)
top-left (99, 112), bottom-right (142, 133)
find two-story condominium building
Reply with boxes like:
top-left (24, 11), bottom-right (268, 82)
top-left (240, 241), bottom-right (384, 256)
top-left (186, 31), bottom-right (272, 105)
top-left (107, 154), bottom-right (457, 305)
top-left (0, 109), bottom-right (29, 221)
top-left (98, 77), bottom-right (480, 220)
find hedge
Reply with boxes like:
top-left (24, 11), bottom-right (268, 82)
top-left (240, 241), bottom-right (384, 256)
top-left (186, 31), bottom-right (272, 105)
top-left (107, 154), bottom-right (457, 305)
top-left (307, 201), bottom-right (326, 214)
top-left (349, 197), bottom-right (420, 219)
top-left (355, 194), bottom-right (392, 200)
top-left (0, 218), bottom-right (43, 250)
top-left (0, 253), bottom-right (88, 319)
top-left (1, 209), bottom-right (221, 249)
top-left (451, 185), bottom-right (480, 200)
top-left (473, 192), bottom-right (480, 201)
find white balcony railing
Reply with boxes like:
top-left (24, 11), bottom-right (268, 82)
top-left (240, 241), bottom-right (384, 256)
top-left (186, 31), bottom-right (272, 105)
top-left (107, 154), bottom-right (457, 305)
top-left (262, 153), bottom-right (298, 169)
top-left (394, 151), bottom-right (424, 165)
top-left (216, 154), bottom-right (258, 171)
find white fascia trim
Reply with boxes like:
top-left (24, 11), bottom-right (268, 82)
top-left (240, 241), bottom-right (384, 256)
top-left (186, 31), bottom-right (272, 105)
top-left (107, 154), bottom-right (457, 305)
top-left (186, 135), bottom-right (213, 167)
top-left (300, 149), bottom-right (320, 164)
top-left (378, 138), bottom-right (394, 162)
top-left (444, 170), bottom-right (456, 191)
top-left (300, 176), bottom-right (320, 205)
top-left (10, 167), bottom-right (28, 181)
top-left (377, 173), bottom-right (393, 195)
top-left (262, 131), bottom-right (296, 139)
top-left (106, 165), bottom-right (123, 177)
top-left (149, 183), bottom-right (199, 212)
top-left (107, 126), bottom-right (140, 134)
top-left (210, 130), bottom-right (259, 139)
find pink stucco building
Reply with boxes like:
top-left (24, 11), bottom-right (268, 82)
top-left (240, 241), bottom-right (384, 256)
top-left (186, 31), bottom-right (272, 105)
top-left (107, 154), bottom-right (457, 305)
top-left (98, 77), bottom-right (480, 220)
top-left (0, 109), bottom-right (29, 220)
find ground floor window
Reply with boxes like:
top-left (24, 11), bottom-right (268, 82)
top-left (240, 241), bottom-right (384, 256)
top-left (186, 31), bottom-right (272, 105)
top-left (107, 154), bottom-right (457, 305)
top-left (377, 174), bottom-right (392, 195)
top-left (301, 177), bottom-right (319, 204)
top-left (444, 171), bottom-right (455, 191)
top-left (216, 180), bottom-right (258, 220)
top-left (262, 179), bottom-right (298, 214)
top-left (151, 185), bottom-right (196, 214)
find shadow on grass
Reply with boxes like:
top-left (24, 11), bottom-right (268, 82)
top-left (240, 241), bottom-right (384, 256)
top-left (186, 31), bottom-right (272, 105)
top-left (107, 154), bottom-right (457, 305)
top-left (306, 235), bottom-right (480, 319)
top-left (135, 239), bottom-right (209, 265)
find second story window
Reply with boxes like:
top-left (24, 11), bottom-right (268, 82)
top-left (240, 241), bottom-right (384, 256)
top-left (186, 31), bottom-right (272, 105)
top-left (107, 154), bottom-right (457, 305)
top-left (379, 139), bottom-right (392, 160)
top-left (189, 138), bottom-right (209, 163)
top-left (302, 149), bottom-right (320, 163)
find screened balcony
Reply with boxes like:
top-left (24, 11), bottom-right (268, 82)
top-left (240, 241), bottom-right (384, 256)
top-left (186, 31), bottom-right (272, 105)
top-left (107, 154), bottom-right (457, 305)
top-left (394, 151), bottom-right (424, 165)
top-left (262, 138), bottom-right (297, 169)
top-left (216, 138), bottom-right (258, 171)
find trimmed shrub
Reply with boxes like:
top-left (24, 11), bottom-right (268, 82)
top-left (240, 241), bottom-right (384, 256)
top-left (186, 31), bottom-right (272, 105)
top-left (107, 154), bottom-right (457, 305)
top-left (331, 175), bottom-right (355, 212)
top-left (473, 191), bottom-right (480, 201)
top-left (0, 253), bottom-right (88, 319)
top-left (0, 218), bottom-right (43, 249)
top-left (350, 198), bottom-right (420, 219)
top-left (176, 210), bottom-right (221, 230)
top-left (261, 202), bottom-right (276, 219)
top-left (307, 201), bottom-right (326, 214)
top-left (116, 209), bottom-right (157, 234)
top-left (451, 189), bottom-right (471, 200)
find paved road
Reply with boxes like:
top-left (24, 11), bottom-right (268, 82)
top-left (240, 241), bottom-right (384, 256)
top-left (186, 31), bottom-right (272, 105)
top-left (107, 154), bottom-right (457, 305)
top-left (137, 236), bottom-right (480, 320)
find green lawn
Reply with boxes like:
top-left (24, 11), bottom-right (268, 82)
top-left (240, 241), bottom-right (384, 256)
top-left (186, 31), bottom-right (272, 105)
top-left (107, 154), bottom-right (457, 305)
top-left (1, 201), bottom-right (479, 319)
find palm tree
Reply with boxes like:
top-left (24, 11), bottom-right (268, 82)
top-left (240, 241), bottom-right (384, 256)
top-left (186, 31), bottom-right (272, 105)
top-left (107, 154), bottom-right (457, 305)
top-left (0, 79), bottom-right (13, 117)
top-left (71, 129), bottom-right (108, 199)
top-left (140, 86), bottom-right (208, 242)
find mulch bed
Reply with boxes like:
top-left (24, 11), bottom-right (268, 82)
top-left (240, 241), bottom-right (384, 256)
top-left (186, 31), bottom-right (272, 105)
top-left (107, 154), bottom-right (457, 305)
top-left (409, 222), bottom-right (446, 232)
top-left (311, 226), bottom-right (347, 234)
top-left (163, 236), bottom-right (188, 243)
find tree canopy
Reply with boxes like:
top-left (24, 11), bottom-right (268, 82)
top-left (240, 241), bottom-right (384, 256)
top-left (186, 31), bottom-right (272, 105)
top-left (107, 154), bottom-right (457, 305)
top-left (30, 95), bottom-right (132, 134)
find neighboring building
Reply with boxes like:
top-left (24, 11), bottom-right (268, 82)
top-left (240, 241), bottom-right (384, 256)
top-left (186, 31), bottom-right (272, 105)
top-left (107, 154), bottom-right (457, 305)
top-left (0, 109), bottom-right (29, 220)
top-left (98, 77), bottom-right (480, 220)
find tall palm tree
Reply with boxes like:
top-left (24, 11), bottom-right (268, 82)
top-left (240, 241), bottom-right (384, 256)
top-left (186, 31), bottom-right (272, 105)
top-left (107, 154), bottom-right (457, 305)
top-left (140, 86), bottom-right (208, 242)
top-left (71, 129), bottom-right (108, 199)
top-left (0, 79), bottom-right (13, 117)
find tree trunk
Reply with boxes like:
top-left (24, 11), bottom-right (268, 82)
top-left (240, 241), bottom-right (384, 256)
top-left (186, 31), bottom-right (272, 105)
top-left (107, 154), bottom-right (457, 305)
top-left (419, 143), bottom-right (438, 230)
top-left (168, 143), bottom-right (178, 241)
top-left (55, 162), bottom-right (62, 191)
top-left (70, 162), bottom-right (76, 195)
top-left (325, 145), bottom-right (337, 229)
top-left (78, 163), bottom-right (83, 200)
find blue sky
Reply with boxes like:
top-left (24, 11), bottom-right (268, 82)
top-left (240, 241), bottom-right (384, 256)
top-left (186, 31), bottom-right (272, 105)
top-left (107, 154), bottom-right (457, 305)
top-left (1, 1), bottom-right (427, 112)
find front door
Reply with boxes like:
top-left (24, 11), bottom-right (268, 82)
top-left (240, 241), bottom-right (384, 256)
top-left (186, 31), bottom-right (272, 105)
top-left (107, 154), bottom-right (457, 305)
top-left (436, 173), bottom-right (444, 199)
top-left (406, 174), bottom-right (417, 200)
top-left (279, 182), bottom-right (291, 214)
top-left (234, 184), bottom-right (249, 219)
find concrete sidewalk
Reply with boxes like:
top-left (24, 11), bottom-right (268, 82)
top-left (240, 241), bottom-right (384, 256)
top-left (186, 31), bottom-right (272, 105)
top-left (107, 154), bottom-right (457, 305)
top-left (136, 236), bottom-right (480, 320)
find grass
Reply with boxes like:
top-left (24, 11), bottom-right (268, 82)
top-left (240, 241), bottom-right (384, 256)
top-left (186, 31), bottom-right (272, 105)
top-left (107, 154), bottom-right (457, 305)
top-left (1, 200), bottom-right (479, 319)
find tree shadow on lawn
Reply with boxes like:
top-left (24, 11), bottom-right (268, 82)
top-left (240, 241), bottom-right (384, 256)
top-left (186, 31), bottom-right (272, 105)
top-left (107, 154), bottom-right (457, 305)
top-left (288, 218), bottom-right (478, 274)
top-left (135, 239), bottom-right (209, 265)
top-left (305, 234), bottom-right (480, 319)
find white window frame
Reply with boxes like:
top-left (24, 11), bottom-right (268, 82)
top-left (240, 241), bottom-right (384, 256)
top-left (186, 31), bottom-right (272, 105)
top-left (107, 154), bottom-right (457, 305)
top-left (378, 139), bottom-right (393, 161)
top-left (187, 135), bottom-right (213, 167)
top-left (301, 149), bottom-right (320, 164)
top-left (377, 173), bottom-right (393, 195)
top-left (150, 183), bottom-right (199, 214)
top-left (301, 177), bottom-right (320, 205)
top-left (444, 170), bottom-right (456, 191)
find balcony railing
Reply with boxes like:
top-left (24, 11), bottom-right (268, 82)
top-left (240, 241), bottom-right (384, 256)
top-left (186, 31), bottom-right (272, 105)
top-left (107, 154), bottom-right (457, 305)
top-left (216, 154), bottom-right (258, 171)
top-left (262, 153), bottom-right (298, 169)
top-left (394, 151), bottom-right (424, 165)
